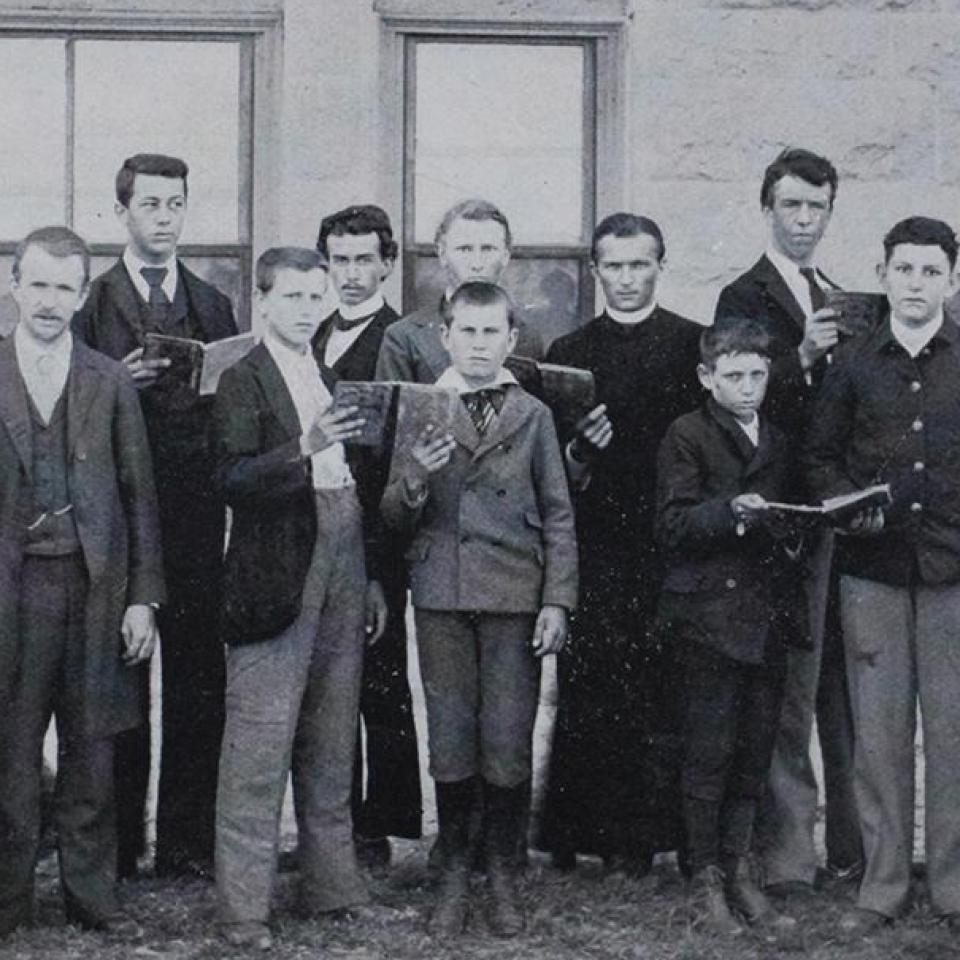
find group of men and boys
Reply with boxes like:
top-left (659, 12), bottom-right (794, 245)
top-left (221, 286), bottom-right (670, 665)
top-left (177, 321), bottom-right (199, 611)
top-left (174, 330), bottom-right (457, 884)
top-left (1, 146), bottom-right (959, 949)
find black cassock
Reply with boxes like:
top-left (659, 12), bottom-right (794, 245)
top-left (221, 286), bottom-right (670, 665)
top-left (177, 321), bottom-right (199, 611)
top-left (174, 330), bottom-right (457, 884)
top-left (541, 308), bottom-right (703, 862)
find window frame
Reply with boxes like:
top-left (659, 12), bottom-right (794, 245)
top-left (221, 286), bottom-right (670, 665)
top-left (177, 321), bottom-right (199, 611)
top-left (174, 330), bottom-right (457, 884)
top-left (0, 4), bottom-right (281, 329)
top-left (375, 0), bottom-right (628, 325)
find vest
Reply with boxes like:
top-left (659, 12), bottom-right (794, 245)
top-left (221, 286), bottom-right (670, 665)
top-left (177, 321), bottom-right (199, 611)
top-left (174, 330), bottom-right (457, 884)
top-left (24, 391), bottom-right (81, 556)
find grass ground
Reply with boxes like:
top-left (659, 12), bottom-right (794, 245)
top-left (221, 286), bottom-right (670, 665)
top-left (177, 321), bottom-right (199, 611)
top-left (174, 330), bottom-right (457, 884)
top-left (2, 842), bottom-right (957, 960)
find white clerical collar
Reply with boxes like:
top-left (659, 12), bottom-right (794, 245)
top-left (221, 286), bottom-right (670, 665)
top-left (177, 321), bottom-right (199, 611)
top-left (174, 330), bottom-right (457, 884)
top-left (435, 365), bottom-right (518, 395)
top-left (15, 322), bottom-right (73, 365)
top-left (890, 310), bottom-right (943, 358)
top-left (339, 292), bottom-right (384, 322)
top-left (606, 301), bottom-right (657, 325)
top-left (123, 246), bottom-right (178, 302)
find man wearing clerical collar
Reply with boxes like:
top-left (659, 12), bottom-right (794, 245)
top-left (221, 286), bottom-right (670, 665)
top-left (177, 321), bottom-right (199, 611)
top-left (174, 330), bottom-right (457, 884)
top-left (539, 212), bottom-right (702, 878)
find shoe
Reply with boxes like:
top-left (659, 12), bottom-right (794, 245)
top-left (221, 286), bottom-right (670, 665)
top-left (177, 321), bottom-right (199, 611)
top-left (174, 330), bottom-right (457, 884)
top-left (354, 835), bottom-right (391, 870)
top-left (688, 865), bottom-right (743, 937)
top-left (71, 911), bottom-right (144, 941)
top-left (817, 861), bottom-right (864, 899)
top-left (838, 907), bottom-right (891, 940)
top-left (725, 858), bottom-right (795, 930)
top-left (154, 854), bottom-right (214, 881)
top-left (764, 879), bottom-right (816, 903)
top-left (221, 921), bottom-right (273, 951)
top-left (428, 861), bottom-right (470, 938)
top-left (551, 848), bottom-right (577, 872)
top-left (427, 778), bottom-right (477, 938)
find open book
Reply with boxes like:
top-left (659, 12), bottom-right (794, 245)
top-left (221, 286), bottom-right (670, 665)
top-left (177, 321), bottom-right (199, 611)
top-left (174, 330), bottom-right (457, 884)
top-left (503, 355), bottom-right (596, 434)
top-left (143, 332), bottom-right (257, 396)
top-left (765, 483), bottom-right (892, 528)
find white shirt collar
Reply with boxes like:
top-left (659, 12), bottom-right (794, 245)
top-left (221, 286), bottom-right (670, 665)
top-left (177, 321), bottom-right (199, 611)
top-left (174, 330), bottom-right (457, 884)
top-left (606, 301), bottom-right (658, 326)
top-left (735, 410), bottom-right (760, 446)
top-left (123, 246), bottom-right (178, 303)
top-left (435, 365), bottom-right (518, 395)
top-left (339, 291), bottom-right (384, 322)
top-left (890, 310), bottom-right (943, 358)
top-left (765, 245), bottom-right (811, 283)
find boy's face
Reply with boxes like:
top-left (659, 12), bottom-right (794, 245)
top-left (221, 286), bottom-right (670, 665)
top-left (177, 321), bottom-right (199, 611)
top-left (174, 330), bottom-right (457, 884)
top-left (441, 301), bottom-right (518, 388)
top-left (259, 266), bottom-right (328, 350)
top-left (878, 242), bottom-right (957, 329)
top-left (326, 232), bottom-right (393, 307)
top-left (11, 245), bottom-right (88, 345)
top-left (697, 352), bottom-right (770, 424)
top-left (438, 217), bottom-right (510, 290)
top-left (591, 232), bottom-right (662, 313)
top-left (764, 175), bottom-right (832, 266)
top-left (116, 174), bottom-right (187, 264)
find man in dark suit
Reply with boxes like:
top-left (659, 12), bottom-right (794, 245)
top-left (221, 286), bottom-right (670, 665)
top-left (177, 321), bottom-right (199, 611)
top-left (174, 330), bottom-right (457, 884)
top-left (314, 205), bottom-right (422, 866)
top-left (540, 213), bottom-right (702, 875)
top-left (213, 247), bottom-right (387, 951)
top-left (0, 227), bottom-right (164, 939)
top-left (73, 153), bottom-right (238, 880)
top-left (375, 198), bottom-right (543, 383)
top-left (714, 147), bottom-right (862, 898)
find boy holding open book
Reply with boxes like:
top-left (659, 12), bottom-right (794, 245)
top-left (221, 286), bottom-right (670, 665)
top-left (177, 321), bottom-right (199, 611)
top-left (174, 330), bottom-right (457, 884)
top-left (381, 281), bottom-right (577, 939)
top-left (656, 317), bottom-right (809, 937)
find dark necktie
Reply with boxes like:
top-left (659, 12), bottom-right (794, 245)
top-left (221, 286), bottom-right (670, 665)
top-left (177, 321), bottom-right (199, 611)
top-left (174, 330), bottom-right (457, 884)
top-left (140, 266), bottom-right (171, 329)
top-left (799, 266), bottom-right (826, 313)
top-left (333, 309), bottom-right (377, 332)
top-left (463, 388), bottom-right (503, 436)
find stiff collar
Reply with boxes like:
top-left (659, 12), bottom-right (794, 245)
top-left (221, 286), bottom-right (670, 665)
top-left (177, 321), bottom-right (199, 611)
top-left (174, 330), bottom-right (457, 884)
top-left (606, 301), bottom-right (658, 325)
top-left (765, 245), bottom-right (818, 284)
top-left (870, 312), bottom-right (958, 355)
top-left (123, 246), bottom-right (178, 302)
top-left (339, 291), bottom-right (385, 322)
top-left (435, 365), bottom-right (518, 395)
top-left (14, 322), bottom-right (73, 368)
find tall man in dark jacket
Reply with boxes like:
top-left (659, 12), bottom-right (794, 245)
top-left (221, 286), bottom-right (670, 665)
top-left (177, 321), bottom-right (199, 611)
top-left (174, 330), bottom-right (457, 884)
top-left (313, 205), bottom-right (423, 863)
top-left (73, 153), bottom-right (238, 880)
top-left (541, 213), bottom-right (702, 873)
top-left (0, 227), bottom-right (164, 939)
top-left (714, 148), bottom-right (862, 897)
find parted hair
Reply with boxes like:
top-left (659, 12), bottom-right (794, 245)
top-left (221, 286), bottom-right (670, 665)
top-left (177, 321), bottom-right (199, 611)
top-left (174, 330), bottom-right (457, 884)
top-left (700, 316), bottom-right (771, 369)
top-left (116, 154), bottom-right (189, 207)
top-left (883, 217), bottom-right (959, 270)
top-left (256, 247), bottom-right (326, 293)
top-left (760, 147), bottom-right (838, 210)
top-left (13, 225), bottom-right (91, 285)
top-left (317, 204), bottom-right (398, 261)
top-left (435, 199), bottom-right (512, 250)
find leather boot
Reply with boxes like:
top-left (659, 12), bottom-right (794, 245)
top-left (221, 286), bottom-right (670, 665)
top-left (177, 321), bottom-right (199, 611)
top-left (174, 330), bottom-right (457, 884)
top-left (427, 778), bottom-right (475, 938)
top-left (689, 865), bottom-right (743, 937)
top-left (482, 780), bottom-right (526, 938)
top-left (724, 857), bottom-right (795, 930)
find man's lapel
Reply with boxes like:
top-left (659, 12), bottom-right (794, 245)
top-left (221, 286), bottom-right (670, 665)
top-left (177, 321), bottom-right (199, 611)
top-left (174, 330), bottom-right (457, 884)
top-left (474, 386), bottom-right (531, 459)
top-left (0, 337), bottom-right (32, 475)
top-left (450, 398), bottom-right (481, 453)
top-left (103, 259), bottom-right (149, 341)
top-left (744, 418), bottom-right (777, 479)
top-left (417, 308), bottom-right (452, 382)
top-left (251, 344), bottom-right (302, 440)
top-left (755, 255), bottom-right (806, 330)
top-left (66, 341), bottom-right (105, 458)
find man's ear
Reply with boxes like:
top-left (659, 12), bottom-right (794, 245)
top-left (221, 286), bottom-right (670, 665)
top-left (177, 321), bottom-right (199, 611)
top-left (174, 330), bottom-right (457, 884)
top-left (380, 257), bottom-right (396, 283)
top-left (439, 321), bottom-right (451, 354)
top-left (696, 362), bottom-right (713, 392)
top-left (507, 324), bottom-right (519, 354)
top-left (875, 261), bottom-right (888, 286)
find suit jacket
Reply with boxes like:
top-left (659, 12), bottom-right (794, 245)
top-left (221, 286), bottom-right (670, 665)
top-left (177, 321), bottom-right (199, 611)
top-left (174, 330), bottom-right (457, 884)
top-left (656, 398), bottom-right (809, 663)
top-left (381, 383), bottom-right (577, 614)
top-left (312, 302), bottom-right (400, 381)
top-left (0, 336), bottom-right (165, 736)
top-left (212, 343), bottom-right (382, 645)
top-left (714, 254), bottom-right (838, 442)
top-left (375, 298), bottom-right (545, 384)
top-left (73, 257), bottom-right (237, 580)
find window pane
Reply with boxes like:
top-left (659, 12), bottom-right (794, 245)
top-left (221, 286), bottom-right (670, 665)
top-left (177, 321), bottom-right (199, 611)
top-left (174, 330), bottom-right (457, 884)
top-left (0, 39), bottom-right (67, 237)
top-left (414, 42), bottom-right (585, 246)
top-left (412, 254), bottom-right (581, 349)
top-left (74, 40), bottom-right (240, 243)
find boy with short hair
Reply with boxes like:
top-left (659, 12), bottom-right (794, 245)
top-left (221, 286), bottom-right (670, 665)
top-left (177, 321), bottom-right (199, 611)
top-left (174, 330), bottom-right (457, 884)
top-left (656, 317), bottom-right (807, 936)
top-left (805, 217), bottom-right (960, 936)
top-left (381, 280), bottom-right (577, 938)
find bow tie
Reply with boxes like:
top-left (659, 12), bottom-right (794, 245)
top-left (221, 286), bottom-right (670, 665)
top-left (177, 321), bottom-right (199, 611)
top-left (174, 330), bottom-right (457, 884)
top-left (333, 310), bottom-right (376, 332)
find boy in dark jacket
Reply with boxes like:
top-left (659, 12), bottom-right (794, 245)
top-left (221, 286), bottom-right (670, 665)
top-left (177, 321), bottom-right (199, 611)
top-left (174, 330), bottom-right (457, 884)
top-left (656, 317), bottom-right (808, 936)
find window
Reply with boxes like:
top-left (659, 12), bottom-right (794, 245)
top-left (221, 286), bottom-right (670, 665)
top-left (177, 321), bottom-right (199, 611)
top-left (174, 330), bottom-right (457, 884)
top-left (377, 0), bottom-right (627, 346)
top-left (0, 8), bottom-right (279, 334)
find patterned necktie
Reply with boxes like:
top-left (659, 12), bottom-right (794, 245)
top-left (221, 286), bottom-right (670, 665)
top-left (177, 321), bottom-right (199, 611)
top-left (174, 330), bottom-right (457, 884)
top-left (463, 388), bottom-right (502, 436)
top-left (140, 266), bottom-right (171, 329)
top-left (799, 266), bottom-right (826, 313)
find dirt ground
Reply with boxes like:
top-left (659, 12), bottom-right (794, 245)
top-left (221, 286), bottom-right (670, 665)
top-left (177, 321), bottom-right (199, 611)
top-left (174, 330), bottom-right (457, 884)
top-left (1, 842), bottom-right (956, 960)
